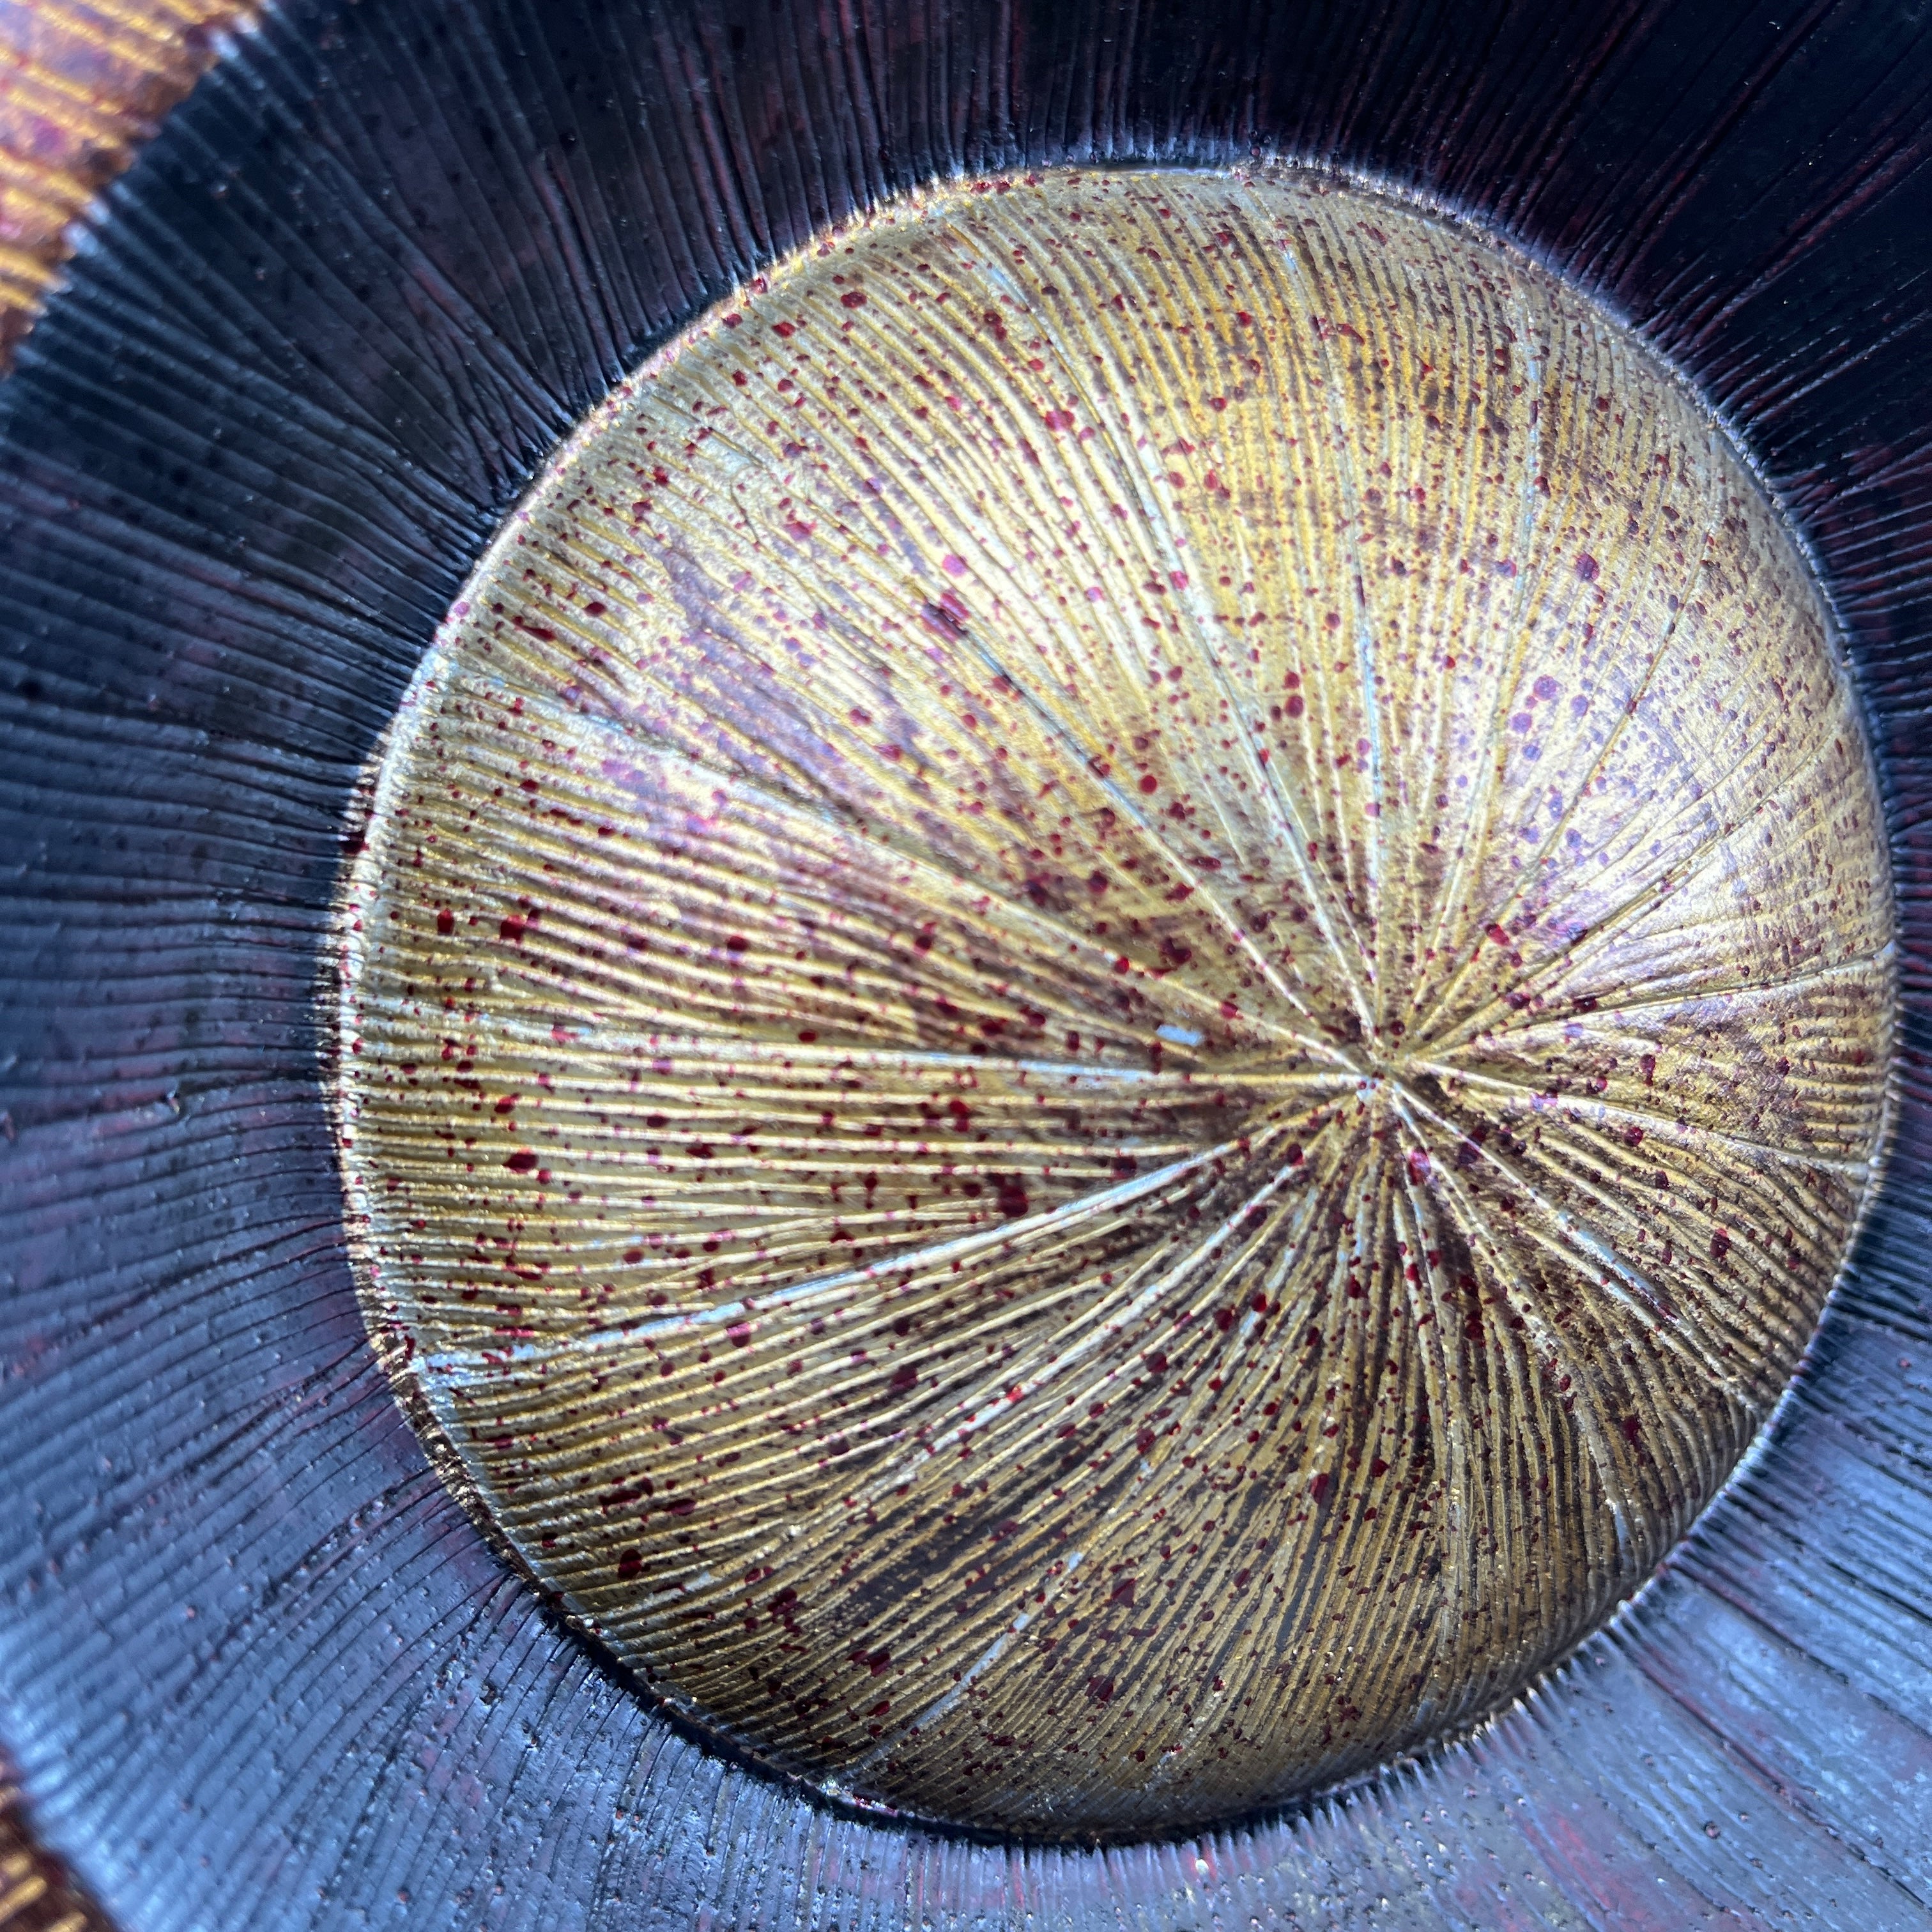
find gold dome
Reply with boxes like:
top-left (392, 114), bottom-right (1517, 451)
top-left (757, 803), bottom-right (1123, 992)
top-left (335, 165), bottom-right (1893, 1835)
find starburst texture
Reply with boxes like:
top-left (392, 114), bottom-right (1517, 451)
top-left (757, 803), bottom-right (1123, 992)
top-left (336, 167), bottom-right (1892, 1836)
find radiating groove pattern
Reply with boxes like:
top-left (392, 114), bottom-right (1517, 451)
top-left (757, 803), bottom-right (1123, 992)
top-left (337, 167), bottom-right (1892, 1835)
top-left (0, 0), bottom-right (256, 367)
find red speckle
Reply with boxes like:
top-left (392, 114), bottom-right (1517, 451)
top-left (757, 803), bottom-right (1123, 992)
top-left (1109, 1576), bottom-right (1137, 1607)
top-left (889, 1363), bottom-right (918, 1395)
top-left (1368, 1457), bottom-right (1388, 1479)
top-left (840, 289), bottom-right (867, 309)
top-left (505, 1149), bottom-right (539, 1174)
top-left (665, 1496), bottom-right (696, 1517)
top-left (1485, 923), bottom-right (1510, 946)
top-left (1041, 408), bottom-right (1075, 431)
top-left (942, 553), bottom-right (967, 576)
top-left (727, 1321), bottom-right (753, 1347)
top-left (583, 600), bottom-right (606, 618)
top-left (435, 908), bottom-right (455, 937)
top-left (1285, 693), bottom-right (1305, 718)
top-left (1620, 1415), bottom-right (1642, 1446)
top-left (617, 1548), bottom-right (643, 1580)
top-left (995, 1174), bottom-right (1031, 1218)
top-left (726, 933), bottom-right (749, 953)
top-left (1087, 1675), bottom-right (1116, 1704)
top-left (1135, 1429), bottom-right (1156, 1455)
top-left (1138, 774), bottom-right (1159, 794)
top-left (1308, 1471), bottom-right (1331, 1503)
top-left (1577, 554), bottom-right (1600, 581)
top-left (624, 1248), bottom-right (643, 1264)
top-left (500, 914), bottom-right (526, 944)
top-left (494, 1094), bottom-right (517, 1115)
top-left (1711, 1228), bottom-right (1731, 1262)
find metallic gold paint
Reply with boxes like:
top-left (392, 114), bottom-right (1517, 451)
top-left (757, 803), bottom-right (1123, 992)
top-left (0, 0), bottom-right (255, 368)
top-left (336, 167), bottom-right (1893, 1835)
top-left (0, 1753), bottom-right (106, 1932)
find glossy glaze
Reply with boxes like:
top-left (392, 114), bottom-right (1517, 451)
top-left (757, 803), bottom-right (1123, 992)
top-left (337, 169), bottom-right (1892, 1834)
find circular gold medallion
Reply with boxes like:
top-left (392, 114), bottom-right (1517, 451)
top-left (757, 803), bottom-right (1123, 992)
top-left (335, 166), bottom-right (1894, 1836)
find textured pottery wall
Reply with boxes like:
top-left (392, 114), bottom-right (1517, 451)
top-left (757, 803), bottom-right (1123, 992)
top-left (3, 2), bottom-right (1931, 1928)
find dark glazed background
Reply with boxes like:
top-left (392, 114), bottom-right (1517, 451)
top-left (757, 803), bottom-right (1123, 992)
top-left (3, 1), bottom-right (1931, 1924)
